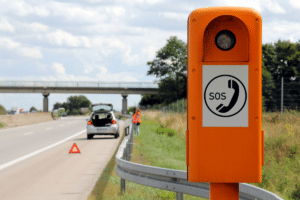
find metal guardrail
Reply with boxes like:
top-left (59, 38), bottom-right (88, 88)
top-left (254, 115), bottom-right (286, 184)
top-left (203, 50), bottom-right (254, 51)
top-left (0, 81), bottom-right (159, 88)
top-left (115, 119), bottom-right (284, 200)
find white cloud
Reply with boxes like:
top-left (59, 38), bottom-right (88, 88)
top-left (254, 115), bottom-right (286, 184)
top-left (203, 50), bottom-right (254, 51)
top-left (289, 0), bottom-right (300, 9)
top-left (46, 30), bottom-right (81, 47)
top-left (52, 62), bottom-right (66, 74)
top-left (122, 46), bottom-right (140, 66)
top-left (19, 47), bottom-right (43, 59)
top-left (116, 0), bottom-right (163, 5)
top-left (42, 76), bottom-right (57, 81)
top-left (3, 0), bottom-right (50, 17)
top-left (106, 6), bottom-right (126, 17)
top-left (96, 66), bottom-right (139, 81)
top-left (34, 6), bottom-right (50, 17)
top-left (0, 37), bottom-right (20, 49)
top-left (265, 0), bottom-right (285, 14)
top-left (0, 37), bottom-right (43, 58)
top-left (49, 2), bottom-right (107, 23)
top-left (39, 71), bottom-right (138, 83)
top-left (0, 18), bottom-right (15, 32)
top-left (80, 36), bottom-right (91, 48)
top-left (84, 65), bottom-right (94, 74)
top-left (27, 22), bottom-right (49, 32)
top-left (142, 46), bottom-right (157, 60)
top-left (159, 12), bottom-right (188, 20)
top-left (263, 20), bottom-right (300, 43)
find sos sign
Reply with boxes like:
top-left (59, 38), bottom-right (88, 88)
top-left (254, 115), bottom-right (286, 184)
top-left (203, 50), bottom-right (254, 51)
top-left (186, 7), bottom-right (264, 184)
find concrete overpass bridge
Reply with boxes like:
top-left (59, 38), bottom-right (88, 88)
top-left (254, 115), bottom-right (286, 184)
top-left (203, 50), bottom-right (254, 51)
top-left (0, 81), bottom-right (159, 114)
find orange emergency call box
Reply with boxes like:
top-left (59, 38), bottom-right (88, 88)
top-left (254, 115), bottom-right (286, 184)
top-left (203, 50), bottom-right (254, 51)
top-left (186, 7), bottom-right (264, 183)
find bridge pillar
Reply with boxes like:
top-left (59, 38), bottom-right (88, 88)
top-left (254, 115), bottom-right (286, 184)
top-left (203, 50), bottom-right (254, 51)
top-left (121, 94), bottom-right (128, 115)
top-left (43, 93), bottom-right (50, 112)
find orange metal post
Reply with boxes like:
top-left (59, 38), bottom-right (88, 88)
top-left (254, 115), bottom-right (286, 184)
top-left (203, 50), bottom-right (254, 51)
top-left (210, 183), bottom-right (239, 200)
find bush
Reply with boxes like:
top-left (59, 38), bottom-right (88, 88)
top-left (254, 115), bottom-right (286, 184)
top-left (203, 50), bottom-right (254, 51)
top-left (0, 104), bottom-right (6, 115)
top-left (127, 106), bottom-right (136, 115)
top-left (166, 129), bottom-right (176, 137)
top-left (155, 126), bottom-right (165, 135)
top-left (291, 182), bottom-right (300, 199)
top-left (154, 125), bottom-right (177, 137)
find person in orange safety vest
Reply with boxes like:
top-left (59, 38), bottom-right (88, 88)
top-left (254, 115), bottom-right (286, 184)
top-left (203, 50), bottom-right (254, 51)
top-left (132, 108), bottom-right (141, 135)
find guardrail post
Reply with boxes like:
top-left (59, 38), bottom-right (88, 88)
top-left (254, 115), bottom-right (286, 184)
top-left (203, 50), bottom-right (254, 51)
top-left (121, 146), bottom-right (127, 194)
top-left (121, 178), bottom-right (126, 193)
top-left (176, 192), bottom-right (184, 200)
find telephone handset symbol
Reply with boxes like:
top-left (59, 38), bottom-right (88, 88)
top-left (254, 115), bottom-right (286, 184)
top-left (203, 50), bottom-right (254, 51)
top-left (216, 79), bottom-right (239, 113)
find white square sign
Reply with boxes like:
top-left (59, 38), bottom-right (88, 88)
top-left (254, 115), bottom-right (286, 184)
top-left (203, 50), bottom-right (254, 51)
top-left (202, 65), bottom-right (248, 127)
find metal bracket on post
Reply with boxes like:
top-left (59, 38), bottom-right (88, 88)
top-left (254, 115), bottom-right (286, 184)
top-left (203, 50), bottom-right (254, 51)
top-left (210, 183), bottom-right (239, 200)
top-left (175, 178), bottom-right (184, 200)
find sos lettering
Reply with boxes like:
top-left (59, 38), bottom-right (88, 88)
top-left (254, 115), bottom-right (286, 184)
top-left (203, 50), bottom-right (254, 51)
top-left (209, 92), bottom-right (226, 100)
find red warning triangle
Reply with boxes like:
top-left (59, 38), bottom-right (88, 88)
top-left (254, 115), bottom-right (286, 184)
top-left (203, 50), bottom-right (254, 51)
top-left (69, 143), bottom-right (81, 154)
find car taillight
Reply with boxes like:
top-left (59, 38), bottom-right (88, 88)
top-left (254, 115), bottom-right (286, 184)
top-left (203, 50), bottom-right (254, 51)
top-left (111, 120), bottom-right (117, 124)
top-left (87, 120), bottom-right (93, 125)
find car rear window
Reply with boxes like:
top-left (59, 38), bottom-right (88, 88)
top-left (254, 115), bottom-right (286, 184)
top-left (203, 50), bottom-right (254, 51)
top-left (92, 105), bottom-right (112, 112)
top-left (93, 113), bottom-right (112, 120)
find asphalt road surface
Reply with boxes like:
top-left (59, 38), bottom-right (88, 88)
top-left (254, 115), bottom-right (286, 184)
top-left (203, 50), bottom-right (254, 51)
top-left (0, 116), bottom-right (124, 200)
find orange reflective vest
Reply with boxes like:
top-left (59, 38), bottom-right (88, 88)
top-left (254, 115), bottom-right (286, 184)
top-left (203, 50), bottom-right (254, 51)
top-left (132, 112), bottom-right (141, 123)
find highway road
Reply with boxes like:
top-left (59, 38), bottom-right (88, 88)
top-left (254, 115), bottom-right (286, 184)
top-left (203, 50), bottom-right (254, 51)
top-left (0, 116), bottom-right (124, 200)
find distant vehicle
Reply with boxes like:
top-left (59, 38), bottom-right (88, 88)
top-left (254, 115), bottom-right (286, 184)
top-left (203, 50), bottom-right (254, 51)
top-left (61, 112), bottom-right (67, 117)
top-left (30, 110), bottom-right (37, 113)
top-left (6, 110), bottom-right (16, 115)
top-left (20, 111), bottom-right (29, 114)
top-left (86, 103), bottom-right (119, 139)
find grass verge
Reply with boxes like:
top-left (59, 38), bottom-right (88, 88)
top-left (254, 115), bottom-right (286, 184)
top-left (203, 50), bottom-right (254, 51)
top-left (87, 109), bottom-right (300, 200)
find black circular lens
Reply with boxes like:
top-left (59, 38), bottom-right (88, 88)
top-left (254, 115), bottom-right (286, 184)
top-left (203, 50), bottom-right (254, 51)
top-left (215, 30), bottom-right (236, 51)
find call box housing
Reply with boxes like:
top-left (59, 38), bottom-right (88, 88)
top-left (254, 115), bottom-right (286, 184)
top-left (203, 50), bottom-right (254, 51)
top-left (186, 7), bottom-right (264, 183)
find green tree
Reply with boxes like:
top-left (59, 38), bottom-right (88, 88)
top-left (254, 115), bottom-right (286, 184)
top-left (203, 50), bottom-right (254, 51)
top-left (53, 102), bottom-right (63, 110)
top-left (0, 104), bottom-right (6, 115)
top-left (144, 36), bottom-right (187, 106)
top-left (262, 43), bottom-right (277, 111)
top-left (29, 106), bottom-right (38, 112)
top-left (273, 40), bottom-right (299, 110)
top-left (139, 94), bottom-right (162, 107)
top-left (127, 106), bottom-right (136, 115)
top-left (262, 40), bottom-right (300, 111)
top-left (67, 95), bottom-right (91, 115)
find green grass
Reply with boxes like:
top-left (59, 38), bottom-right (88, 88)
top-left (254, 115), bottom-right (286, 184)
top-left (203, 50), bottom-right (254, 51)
top-left (87, 109), bottom-right (300, 200)
top-left (0, 121), bottom-right (8, 128)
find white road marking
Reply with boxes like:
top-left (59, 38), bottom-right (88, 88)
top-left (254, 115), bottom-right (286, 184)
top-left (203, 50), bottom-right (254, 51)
top-left (46, 127), bottom-right (52, 130)
top-left (60, 125), bottom-right (64, 126)
top-left (0, 120), bottom-right (59, 133)
top-left (24, 132), bottom-right (34, 135)
top-left (68, 123), bottom-right (71, 124)
top-left (0, 129), bottom-right (86, 171)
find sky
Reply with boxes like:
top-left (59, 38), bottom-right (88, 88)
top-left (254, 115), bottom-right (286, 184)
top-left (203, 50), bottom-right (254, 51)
top-left (0, 0), bottom-right (300, 112)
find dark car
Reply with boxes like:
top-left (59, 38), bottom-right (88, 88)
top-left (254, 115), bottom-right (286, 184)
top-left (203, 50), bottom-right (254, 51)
top-left (61, 112), bottom-right (67, 117)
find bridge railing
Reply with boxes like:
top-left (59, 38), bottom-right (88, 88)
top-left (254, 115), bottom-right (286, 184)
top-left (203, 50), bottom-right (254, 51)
top-left (0, 81), bottom-right (159, 88)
